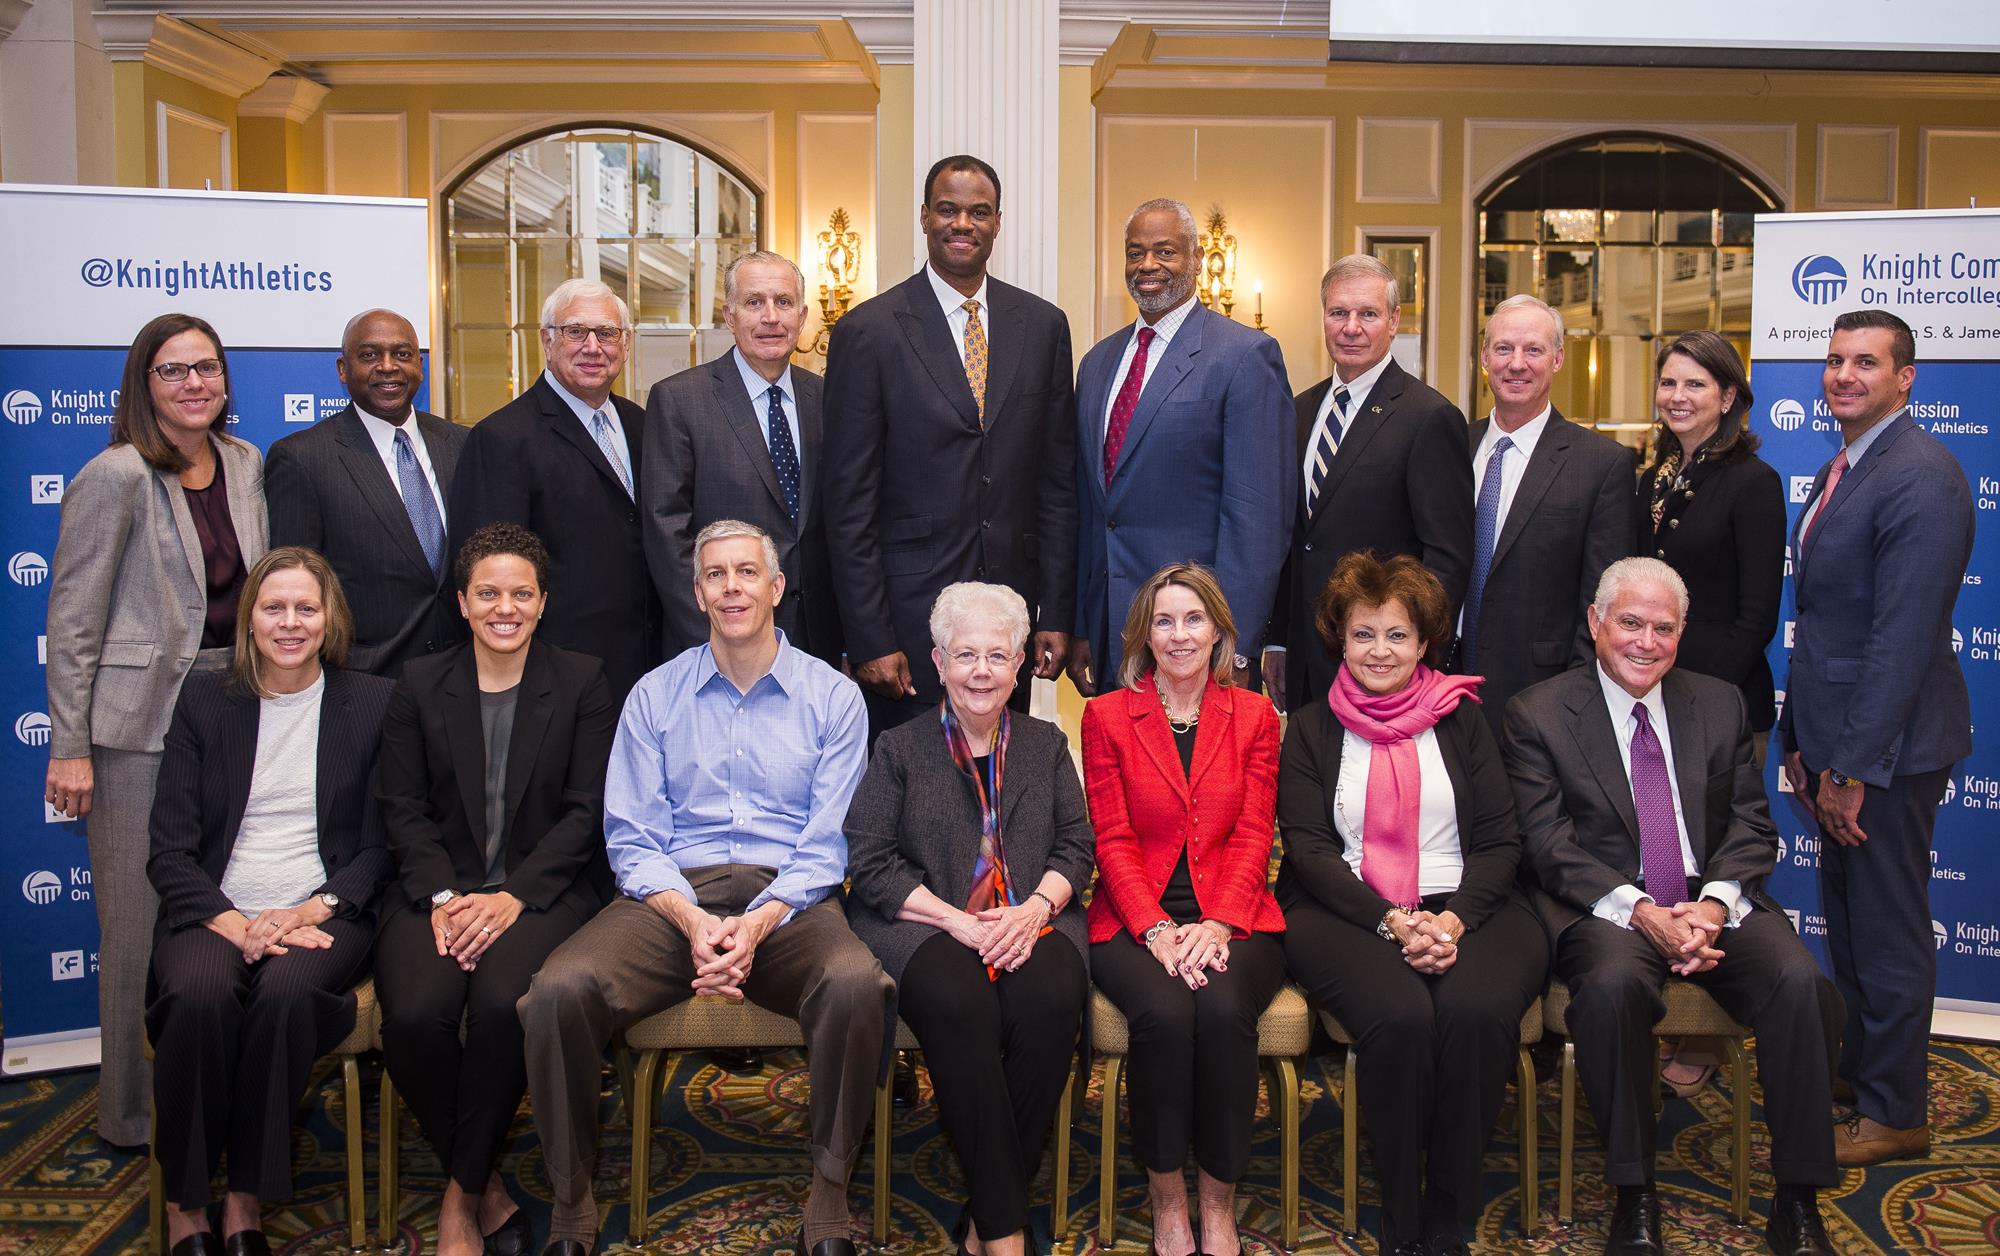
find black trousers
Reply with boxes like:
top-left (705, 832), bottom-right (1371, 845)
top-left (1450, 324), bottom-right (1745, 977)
top-left (897, 930), bottom-right (1086, 1241)
top-left (375, 895), bottom-right (595, 1193)
top-left (1554, 906), bottom-right (1842, 1189)
top-left (1806, 764), bottom-right (1949, 1130)
top-left (1090, 929), bottom-right (1284, 1182)
top-left (1284, 896), bottom-right (1545, 1250)
top-left (146, 918), bottom-right (373, 1207)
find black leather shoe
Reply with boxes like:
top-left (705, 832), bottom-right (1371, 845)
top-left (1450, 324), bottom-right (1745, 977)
top-left (1764, 1195), bottom-right (1833, 1255)
top-left (539, 1239), bottom-right (594, 1256)
top-left (707, 1047), bottom-right (765, 1074)
top-left (484, 1209), bottom-right (532, 1256)
top-left (1606, 1186), bottom-right (1665, 1254)
top-left (950, 1205), bottom-right (973, 1256)
top-left (793, 1229), bottom-right (859, 1256)
top-left (221, 1231), bottom-right (271, 1256)
top-left (169, 1235), bottom-right (223, 1256)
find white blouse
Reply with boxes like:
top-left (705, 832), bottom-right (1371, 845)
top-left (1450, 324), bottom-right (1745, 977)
top-left (1333, 727), bottom-right (1465, 898)
top-left (219, 673), bottom-right (328, 914)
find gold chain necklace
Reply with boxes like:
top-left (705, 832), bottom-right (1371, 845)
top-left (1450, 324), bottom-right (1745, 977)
top-left (1158, 684), bottom-right (1200, 732)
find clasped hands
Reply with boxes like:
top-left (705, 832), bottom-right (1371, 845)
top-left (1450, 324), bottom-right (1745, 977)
top-left (1145, 919), bottom-right (1232, 990)
top-left (205, 895), bottom-right (336, 964)
top-left (1383, 908), bottom-right (1464, 974)
top-left (946, 896), bottom-right (1053, 973)
top-left (430, 891), bottom-right (525, 971)
top-left (653, 892), bottom-right (789, 998)
top-left (1631, 898), bottom-right (1727, 976)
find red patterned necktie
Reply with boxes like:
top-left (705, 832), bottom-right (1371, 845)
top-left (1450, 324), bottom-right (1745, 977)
top-left (1102, 327), bottom-right (1156, 483)
top-left (1800, 449), bottom-right (1849, 549)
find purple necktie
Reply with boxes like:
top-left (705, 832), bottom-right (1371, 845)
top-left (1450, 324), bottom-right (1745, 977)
top-left (1629, 704), bottom-right (1686, 904)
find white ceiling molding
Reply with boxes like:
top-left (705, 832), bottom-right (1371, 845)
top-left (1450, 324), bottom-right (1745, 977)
top-left (1059, 15), bottom-right (1123, 66)
top-left (844, 13), bottom-right (911, 65)
top-left (235, 72), bottom-right (329, 121)
top-left (95, 13), bottom-right (283, 97)
top-left (0, 1), bottom-right (35, 43)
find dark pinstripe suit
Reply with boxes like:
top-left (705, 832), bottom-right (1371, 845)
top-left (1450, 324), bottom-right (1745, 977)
top-left (144, 666), bottom-right (394, 1207)
top-left (265, 405), bottom-right (467, 678)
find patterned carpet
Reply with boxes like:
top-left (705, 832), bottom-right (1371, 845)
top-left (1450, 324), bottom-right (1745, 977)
top-left (2, 1033), bottom-right (1997, 1255)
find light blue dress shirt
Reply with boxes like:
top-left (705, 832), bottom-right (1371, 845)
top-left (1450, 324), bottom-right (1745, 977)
top-left (731, 347), bottom-right (803, 456)
top-left (542, 368), bottom-right (633, 479)
top-left (605, 632), bottom-right (867, 922)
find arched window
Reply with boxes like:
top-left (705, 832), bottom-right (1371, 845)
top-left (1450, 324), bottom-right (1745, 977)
top-left (443, 126), bottom-right (760, 424)
top-left (1474, 134), bottom-right (1779, 439)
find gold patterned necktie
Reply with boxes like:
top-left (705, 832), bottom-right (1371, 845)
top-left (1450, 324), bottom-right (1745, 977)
top-left (961, 298), bottom-right (988, 426)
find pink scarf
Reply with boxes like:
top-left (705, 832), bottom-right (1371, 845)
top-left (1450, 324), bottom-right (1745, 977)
top-left (1326, 663), bottom-right (1483, 910)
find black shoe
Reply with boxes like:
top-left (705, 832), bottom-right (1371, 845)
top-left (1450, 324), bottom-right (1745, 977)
top-left (221, 1232), bottom-right (271, 1256)
top-left (484, 1208), bottom-right (532, 1256)
top-left (1607, 1186), bottom-right (1665, 1255)
top-left (169, 1236), bottom-right (223, 1256)
top-left (794, 1228), bottom-right (859, 1256)
top-left (707, 1047), bottom-right (764, 1073)
top-left (1764, 1195), bottom-right (1833, 1255)
top-left (892, 1052), bottom-right (921, 1108)
top-left (1428, 1242), bottom-right (1473, 1256)
top-left (539, 1239), bottom-right (595, 1256)
top-left (951, 1205), bottom-right (973, 1256)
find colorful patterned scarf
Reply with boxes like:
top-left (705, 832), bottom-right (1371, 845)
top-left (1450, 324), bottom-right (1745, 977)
top-left (941, 699), bottom-right (1022, 980)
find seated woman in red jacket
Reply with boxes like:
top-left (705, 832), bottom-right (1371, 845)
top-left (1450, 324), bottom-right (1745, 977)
top-left (1081, 562), bottom-right (1284, 1256)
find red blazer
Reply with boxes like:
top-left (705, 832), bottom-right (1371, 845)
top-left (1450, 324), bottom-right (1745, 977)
top-left (1082, 676), bottom-right (1285, 942)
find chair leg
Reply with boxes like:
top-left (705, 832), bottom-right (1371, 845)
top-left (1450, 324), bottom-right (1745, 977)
top-left (1516, 1046), bottom-right (1538, 1237)
top-left (1052, 1065), bottom-right (1075, 1241)
top-left (1098, 1055), bottom-right (1123, 1249)
top-left (873, 1073), bottom-right (892, 1247)
top-left (627, 1049), bottom-right (664, 1249)
top-left (1724, 1037), bottom-right (1750, 1222)
top-left (149, 1102), bottom-right (165, 1256)
top-left (1558, 1041), bottom-right (1576, 1223)
top-left (613, 1045), bottom-right (635, 1123)
top-left (1341, 1048), bottom-right (1358, 1238)
top-left (379, 1068), bottom-right (400, 1252)
top-left (342, 1055), bottom-right (366, 1250)
top-left (1271, 1057), bottom-right (1300, 1252)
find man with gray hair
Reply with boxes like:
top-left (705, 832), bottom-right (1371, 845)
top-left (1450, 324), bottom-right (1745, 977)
top-left (449, 277), bottom-right (661, 697)
top-left (1070, 197), bottom-right (1293, 690)
top-left (1263, 253), bottom-right (1474, 711)
top-left (520, 518), bottom-right (887, 1256)
top-left (642, 250), bottom-right (841, 666)
top-left (1506, 556), bottom-right (1839, 1256)
top-left (1457, 292), bottom-right (1633, 736)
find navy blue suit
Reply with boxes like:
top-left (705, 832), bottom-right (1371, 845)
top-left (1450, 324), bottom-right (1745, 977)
top-left (1074, 302), bottom-right (1294, 683)
top-left (1779, 407), bottom-right (1973, 1129)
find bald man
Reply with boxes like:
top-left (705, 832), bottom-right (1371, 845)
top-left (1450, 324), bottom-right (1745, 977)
top-left (266, 308), bottom-right (467, 676)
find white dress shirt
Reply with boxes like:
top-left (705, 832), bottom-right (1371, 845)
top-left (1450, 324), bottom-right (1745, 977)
top-left (1590, 663), bottom-right (1750, 929)
top-left (926, 264), bottom-right (991, 367)
top-left (355, 407), bottom-right (447, 526)
top-left (731, 347), bottom-right (802, 456)
top-left (543, 368), bottom-right (632, 476)
top-left (1332, 727), bottom-right (1466, 899)
top-left (1301, 351), bottom-right (1395, 486)
top-left (1457, 404), bottom-right (1552, 636)
top-left (1100, 294), bottom-right (1199, 438)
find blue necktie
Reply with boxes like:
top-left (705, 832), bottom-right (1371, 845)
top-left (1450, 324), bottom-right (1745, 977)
top-left (1305, 384), bottom-right (1349, 518)
top-left (589, 409), bottom-right (634, 499)
top-left (393, 429), bottom-right (445, 578)
top-left (1460, 435), bottom-right (1514, 671)
top-left (766, 385), bottom-right (800, 522)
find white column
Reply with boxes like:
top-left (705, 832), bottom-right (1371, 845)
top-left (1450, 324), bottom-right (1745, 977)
top-left (911, 0), bottom-right (1059, 301)
top-left (0, 0), bottom-right (116, 185)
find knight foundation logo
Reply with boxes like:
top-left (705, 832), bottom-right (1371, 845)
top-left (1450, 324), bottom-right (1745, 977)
top-left (21, 869), bottom-right (60, 905)
top-left (1769, 398), bottom-right (1807, 433)
top-left (1792, 255), bottom-right (1849, 306)
top-left (8, 551), bottom-right (48, 586)
top-left (3, 389), bottom-right (42, 424)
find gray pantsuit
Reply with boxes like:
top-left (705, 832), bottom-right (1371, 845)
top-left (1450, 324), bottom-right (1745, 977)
top-left (84, 745), bottom-right (162, 1143)
top-left (519, 864), bottom-right (892, 1200)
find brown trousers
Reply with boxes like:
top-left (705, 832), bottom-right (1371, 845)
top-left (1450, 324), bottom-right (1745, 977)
top-left (518, 865), bottom-right (893, 1201)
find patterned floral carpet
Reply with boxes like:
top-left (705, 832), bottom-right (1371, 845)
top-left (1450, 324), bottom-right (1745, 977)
top-left (1, 1034), bottom-right (1997, 1255)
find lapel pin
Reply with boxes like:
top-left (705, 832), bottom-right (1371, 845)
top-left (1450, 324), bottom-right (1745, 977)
top-left (1370, 405), bottom-right (1383, 414)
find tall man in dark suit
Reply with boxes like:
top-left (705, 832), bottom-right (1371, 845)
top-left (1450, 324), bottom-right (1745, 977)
top-left (1262, 254), bottom-right (1473, 711)
top-left (1508, 557), bottom-right (1840, 1256)
top-left (1069, 198), bottom-right (1293, 691)
top-left (642, 250), bottom-right (839, 665)
top-left (266, 309), bottom-right (465, 677)
top-left (821, 154), bottom-right (1077, 729)
top-left (448, 278), bottom-right (661, 700)
top-left (1459, 294), bottom-right (1633, 734)
top-left (1780, 309), bottom-right (1974, 1167)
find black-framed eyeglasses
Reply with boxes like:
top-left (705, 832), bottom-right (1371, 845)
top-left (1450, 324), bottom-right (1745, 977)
top-left (150, 358), bottom-right (224, 383)
top-left (548, 324), bottom-right (629, 345)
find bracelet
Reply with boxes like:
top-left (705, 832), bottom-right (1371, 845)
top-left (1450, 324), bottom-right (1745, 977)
top-left (1144, 919), bottom-right (1175, 944)
top-left (1030, 890), bottom-right (1058, 917)
top-left (1376, 909), bottom-right (1402, 943)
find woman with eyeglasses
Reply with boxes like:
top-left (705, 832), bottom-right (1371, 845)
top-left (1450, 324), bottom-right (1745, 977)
top-left (44, 312), bottom-right (267, 1149)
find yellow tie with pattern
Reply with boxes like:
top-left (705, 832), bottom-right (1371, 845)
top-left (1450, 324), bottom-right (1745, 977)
top-left (961, 298), bottom-right (988, 426)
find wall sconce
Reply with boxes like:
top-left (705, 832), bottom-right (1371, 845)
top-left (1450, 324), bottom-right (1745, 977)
top-left (804, 206), bottom-right (861, 357)
top-left (1252, 279), bottom-right (1265, 331)
top-left (1196, 207), bottom-right (1238, 320)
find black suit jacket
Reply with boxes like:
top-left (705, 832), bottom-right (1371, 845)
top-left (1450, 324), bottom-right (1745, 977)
top-left (641, 353), bottom-right (839, 663)
top-left (265, 405), bottom-right (466, 678)
top-left (1462, 410), bottom-right (1635, 733)
top-left (1272, 360), bottom-right (1474, 708)
top-left (821, 269), bottom-right (1078, 696)
top-left (447, 374), bottom-right (661, 699)
top-left (1503, 665), bottom-right (1780, 948)
top-left (1636, 452), bottom-right (1785, 731)
top-left (146, 667), bottom-right (396, 933)
top-left (374, 639), bottom-right (616, 919)
top-left (1274, 698), bottom-right (1522, 934)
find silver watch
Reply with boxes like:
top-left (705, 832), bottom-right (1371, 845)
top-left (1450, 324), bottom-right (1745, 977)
top-left (319, 892), bottom-right (340, 911)
top-left (430, 889), bottom-right (458, 908)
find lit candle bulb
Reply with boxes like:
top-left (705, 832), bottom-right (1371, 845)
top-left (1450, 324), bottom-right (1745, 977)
top-left (1254, 280), bottom-right (1263, 322)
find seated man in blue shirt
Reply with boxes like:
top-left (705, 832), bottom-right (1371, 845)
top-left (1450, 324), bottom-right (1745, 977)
top-left (520, 518), bottom-right (888, 1256)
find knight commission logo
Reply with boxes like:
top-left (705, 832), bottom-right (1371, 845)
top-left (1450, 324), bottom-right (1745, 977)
top-left (8, 552), bottom-right (48, 586)
top-left (3, 389), bottom-right (42, 424)
top-left (1953, 628), bottom-right (1965, 655)
top-left (1792, 255), bottom-right (1849, 306)
top-left (1769, 399), bottom-right (1807, 433)
top-left (1933, 918), bottom-right (1949, 951)
top-left (21, 869), bottom-right (60, 905)
top-left (1943, 777), bottom-right (1958, 807)
top-left (14, 710), bottom-right (50, 746)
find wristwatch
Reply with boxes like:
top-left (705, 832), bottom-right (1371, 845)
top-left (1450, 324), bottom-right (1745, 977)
top-left (1828, 769), bottom-right (1855, 787)
top-left (430, 889), bottom-right (458, 908)
top-left (318, 892), bottom-right (340, 912)
top-left (1232, 653), bottom-right (1251, 671)
top-left (1029, 890), bottom-right (1058, 917)
top-left (1377, 908), bottom-right (1402, 943)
